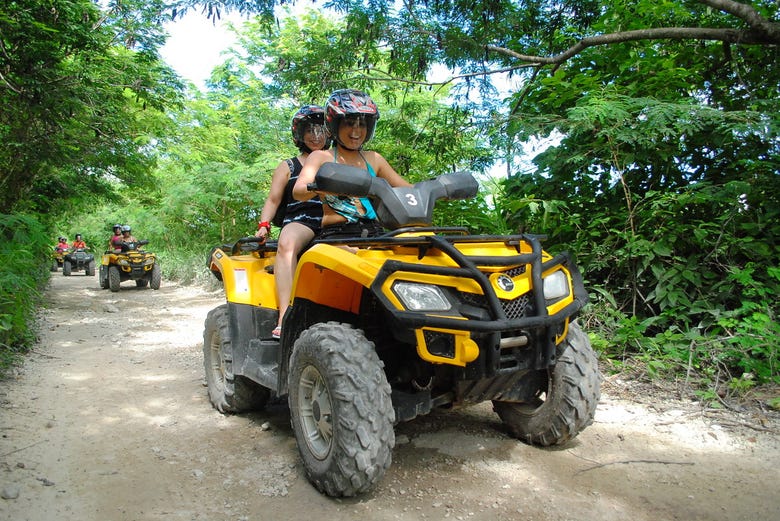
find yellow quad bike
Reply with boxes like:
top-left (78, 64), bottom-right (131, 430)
top-left (99, 240), bottom-right (161, 292)
top-left (204, 164), bottom-right (599, 497)
top-left (50, 249), bottom-right (65, 272)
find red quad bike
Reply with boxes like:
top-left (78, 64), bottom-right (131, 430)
top-left (203, 164), bottom-right (600, 497)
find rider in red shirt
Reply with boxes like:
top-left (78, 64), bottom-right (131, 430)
top-left (107, 224), bottom-right (122, 250)
top-left (71, 234), bottom-right (87, 249)
top-left (54, 236), bottom-right (69, 253)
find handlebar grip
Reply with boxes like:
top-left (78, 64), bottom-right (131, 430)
top-left (306, 182), bottom-right (317, 192)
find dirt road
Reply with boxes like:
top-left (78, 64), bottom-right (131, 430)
top-left (1, 273), bottom-right (778, 521)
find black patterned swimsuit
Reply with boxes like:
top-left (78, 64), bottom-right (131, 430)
top-left (282, 157), bottom-right (323, 233)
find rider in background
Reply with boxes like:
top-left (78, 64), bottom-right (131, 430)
top-left (71, 234), bottom-right (87, 249)
top-left (255, 105), bottom-right (330, 339)
top-left (112, 225), bottom-right (138, 251)
top-left (55, 236), bottom-right (69, 253)
top-left (108, 224), bottom-right (122, 250)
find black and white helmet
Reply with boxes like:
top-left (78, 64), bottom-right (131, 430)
top-left (291, 105), bottom-right (329, 153)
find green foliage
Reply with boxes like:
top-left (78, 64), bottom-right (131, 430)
top-left (155, 247), bottom-right (218, 287)
top-left (0, 0), bottom-right (183, 214)
top-left (0, 214), bottom-right (51, 375)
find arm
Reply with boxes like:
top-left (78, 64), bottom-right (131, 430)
top-left (255, 160), bottom-right (291, 238)
top-left (366, 151), bottom-right (412, 188)
top-left (292, 150), bottom-right (331, 201)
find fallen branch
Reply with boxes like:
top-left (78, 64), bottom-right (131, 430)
top-left (0, 440), bottom-right (45, 458)
top-left (701, 411), bottom-right (777, 433)
top-left (575, 459), bottom-right (694, 475)
top-left (29, 349), bottom-right (60, 359)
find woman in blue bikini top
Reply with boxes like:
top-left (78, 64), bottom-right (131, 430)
top-left (292, 89), bottom-right (411, 235)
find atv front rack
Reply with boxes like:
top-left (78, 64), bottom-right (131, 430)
top-left (316, 229), bottom-right (588, 371)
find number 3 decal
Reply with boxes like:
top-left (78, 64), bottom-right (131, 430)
top-left (405, 194), bottom-right (418, 206)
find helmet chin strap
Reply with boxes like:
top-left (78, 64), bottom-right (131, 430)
top-left (336, 138), bottom-right (362, 152)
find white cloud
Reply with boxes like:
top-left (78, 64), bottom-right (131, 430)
top-left (160, 11), bottom-right (245, 89)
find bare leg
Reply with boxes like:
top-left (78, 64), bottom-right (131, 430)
top-left (274, 222), bottom-right (315, 329)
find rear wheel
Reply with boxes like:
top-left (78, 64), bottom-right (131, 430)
top-left (203, 305), bottom-right (270, 413)
top-left (493, 321), bottom-right (600, 446)
top-left (150, 263), bottom-right (161, 290)
top-left (135, 279), bottom-right (148, 288)
top-left (62, 260), bottom-right (72, 276)
top-left (108, 266), bottom-right (121, 292)
top-left (289, 322), bottom-right (395, 497)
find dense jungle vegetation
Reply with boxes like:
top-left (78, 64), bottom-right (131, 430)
top-left (1, 0), bottom-right (778, 405)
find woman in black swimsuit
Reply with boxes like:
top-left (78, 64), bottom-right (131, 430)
top-left (255, 105), bottom-right (330, 338)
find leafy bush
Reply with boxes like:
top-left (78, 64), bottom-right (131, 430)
top-left (156, 247), bottom-right (222, 289)
top-left (0, 214), bottom-right (51, 375)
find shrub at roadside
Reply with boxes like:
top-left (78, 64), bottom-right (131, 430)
top-left (0, 214), bottom-right (51, 376)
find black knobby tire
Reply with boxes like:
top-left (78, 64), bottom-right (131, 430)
top-left (86, 260), bottom-right (95, 277)
top-left (202, 305), bottom-right (270, 413)
top-left (51, 260), bottom-right (58, 272)
top-left (62, 260), bottom-right (72, 276)
top-left (150, 263), bottom-right (161, 290)
top-left (108, 266), bottom-right (121, 292)
top-left (493, 321), bottom-right (600, 446)
top-left (288, 322), bottom-right (395, 497)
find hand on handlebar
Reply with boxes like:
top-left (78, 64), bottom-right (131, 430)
top-left (254, 228), bottom-right (268, 242)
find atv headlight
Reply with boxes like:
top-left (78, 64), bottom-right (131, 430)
top-left (543, 270), bottom-right (569, 301)
top-left (393, 282), bottom-right (451, 311)
top-left (143, 258), bottom-right (155, 266)
top-left (118, 259), bottom-right (130, 266)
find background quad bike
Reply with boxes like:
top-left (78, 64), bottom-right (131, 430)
top-left (98, 240), bottom-right (162, 292)
top-left (50, 250), bottom-right (65, 272)
top-left (62, 248), bottom-right (96, 277)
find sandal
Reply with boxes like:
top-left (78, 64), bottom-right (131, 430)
top-left (271, 326), bottom-right (282, 339)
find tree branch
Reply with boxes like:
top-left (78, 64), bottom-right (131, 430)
top-left (699, 0), bottom-right (780, 41)
top-left (487, 26), bottom-right (778, 67)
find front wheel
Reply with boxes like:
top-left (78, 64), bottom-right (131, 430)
top-left (99, 265), bottom-right (109, 289)
top-left (62, 260), bottom-right (72, 276)
top-left (108, 266), bottom-right (121, 292)
top-left (150, 263), bottom-right (161, 290)
top-left (51, 260), bottom-right (58, 272)
top-left (86, 260), bottom-right (95, 277)
top-left (202, 305), bottom-right (270, 413)
top-left (493, 321), bottom-right (600, 446)
top-left (289, 322), bottom-right (395, 497)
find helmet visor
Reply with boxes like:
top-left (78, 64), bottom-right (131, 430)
top-left (305, 124), bottom-right (327, 139)
top-left (342, 114), bottom-right (369, 129)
